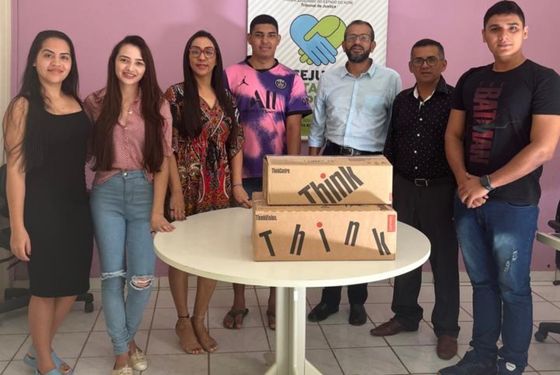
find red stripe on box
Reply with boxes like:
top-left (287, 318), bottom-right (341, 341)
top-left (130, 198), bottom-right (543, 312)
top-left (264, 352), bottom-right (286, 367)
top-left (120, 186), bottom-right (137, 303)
top-left (388, 214), bottom-right (396, 232)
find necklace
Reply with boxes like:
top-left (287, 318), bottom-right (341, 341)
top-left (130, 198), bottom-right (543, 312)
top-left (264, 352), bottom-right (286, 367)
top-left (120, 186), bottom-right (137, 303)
top-left (118, 106), bottom-right (133, 127)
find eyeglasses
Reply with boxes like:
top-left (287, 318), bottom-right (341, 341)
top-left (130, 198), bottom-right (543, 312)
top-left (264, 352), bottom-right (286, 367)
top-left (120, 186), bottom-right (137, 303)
top-left (411, 56), bottom-right (441, 67)
top-left (345, 34), bottom-right (372, 43)
top-left (189, 47), bottom-right (216, 58)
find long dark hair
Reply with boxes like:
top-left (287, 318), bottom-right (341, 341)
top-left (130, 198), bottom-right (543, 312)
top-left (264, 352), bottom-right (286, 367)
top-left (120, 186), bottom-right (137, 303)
top-left (90, 35), bottom-right (164, 173)
top-left (3, 30), bottom-right (80, 170)
top-left (179, 30), bottom-right (236, 139)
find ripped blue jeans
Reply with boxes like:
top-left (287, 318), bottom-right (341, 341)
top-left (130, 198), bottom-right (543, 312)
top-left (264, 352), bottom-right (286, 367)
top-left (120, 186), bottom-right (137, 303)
top-left (454, 196), bottom-right (538, 370)
top-left (91, 171), bottom-right (155, 355)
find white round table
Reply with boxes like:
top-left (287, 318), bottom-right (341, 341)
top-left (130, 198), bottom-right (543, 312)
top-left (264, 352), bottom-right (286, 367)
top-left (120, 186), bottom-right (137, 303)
top-left (154, 207), bottom-right (430, 375)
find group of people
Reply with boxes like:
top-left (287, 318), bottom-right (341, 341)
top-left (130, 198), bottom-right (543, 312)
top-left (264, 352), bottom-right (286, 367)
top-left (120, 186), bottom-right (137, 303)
top-left (2, 1), bottom-right (560, 375)
top-left (307, 2), bottom-right (560, 375)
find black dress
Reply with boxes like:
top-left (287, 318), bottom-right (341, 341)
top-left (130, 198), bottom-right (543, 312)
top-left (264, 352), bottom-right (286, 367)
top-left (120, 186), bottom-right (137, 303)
top-left (24, 108), bottom-right (93, 297)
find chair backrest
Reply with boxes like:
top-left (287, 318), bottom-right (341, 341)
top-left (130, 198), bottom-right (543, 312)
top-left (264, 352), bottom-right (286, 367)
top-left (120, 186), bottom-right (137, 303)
top-left (0, 164), bottom-right (9, 218)
top-left (551, 200), bottom-right (560, 270)
top-left (549, 200), bottom-right (560, 233)
top-left (0, 164), bottom-right (11, 252)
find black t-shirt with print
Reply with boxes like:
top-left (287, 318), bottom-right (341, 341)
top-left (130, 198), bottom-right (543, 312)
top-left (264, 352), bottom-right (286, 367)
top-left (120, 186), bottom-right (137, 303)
top-left (453, 59), bottom-right (560, 205)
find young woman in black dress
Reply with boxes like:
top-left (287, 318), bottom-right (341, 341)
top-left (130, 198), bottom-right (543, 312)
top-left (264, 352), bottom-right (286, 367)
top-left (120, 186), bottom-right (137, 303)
top-left (3, 30), bottom-right (93, 375)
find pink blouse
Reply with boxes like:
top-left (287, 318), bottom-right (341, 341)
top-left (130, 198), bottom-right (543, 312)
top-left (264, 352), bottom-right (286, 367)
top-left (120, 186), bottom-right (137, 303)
top-left (84, 88), bottom-right (173, 185)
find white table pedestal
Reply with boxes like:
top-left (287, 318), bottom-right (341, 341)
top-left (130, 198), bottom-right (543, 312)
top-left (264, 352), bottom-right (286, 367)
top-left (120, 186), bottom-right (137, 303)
top-left (265, 287), bottom-right (321, 375)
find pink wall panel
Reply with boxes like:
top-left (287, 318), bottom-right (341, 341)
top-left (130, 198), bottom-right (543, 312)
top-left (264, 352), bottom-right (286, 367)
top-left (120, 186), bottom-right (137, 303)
top-left (387, 0), bottom-right (560, 90)
top-left (11, 0), bottom-right (248, 96)
top-left (11, 0), bottom-right (560, 273)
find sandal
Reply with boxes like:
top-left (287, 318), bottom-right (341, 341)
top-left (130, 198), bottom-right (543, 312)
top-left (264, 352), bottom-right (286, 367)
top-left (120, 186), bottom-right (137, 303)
top-left (266, 309), bottom-right (276, 331)
top-left (191, 316), bottom-right (218, 353)
top-left (222, 308), bottom-right (249, 329)
top-left (34, 369), bottom-right (63, 375)
top-left (24, 347), bottom-right (72, 375)
top-left (175, 316), bottom-right (204, 354)
top-left (128, 347), bottom-right (148, 371)
top-left (111, 365), bottom-right (133, 375)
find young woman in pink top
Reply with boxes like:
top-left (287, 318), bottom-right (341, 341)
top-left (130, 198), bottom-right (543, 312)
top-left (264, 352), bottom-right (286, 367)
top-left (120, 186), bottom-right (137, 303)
top-left (85, 35), bottom-right (174, 375)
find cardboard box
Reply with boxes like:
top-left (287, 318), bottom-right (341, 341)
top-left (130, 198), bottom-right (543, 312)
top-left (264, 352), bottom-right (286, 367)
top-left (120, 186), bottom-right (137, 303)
top-left (252, 193), bottom-right (397, 261)
top-left (263, 155), bottom-right (392, 205)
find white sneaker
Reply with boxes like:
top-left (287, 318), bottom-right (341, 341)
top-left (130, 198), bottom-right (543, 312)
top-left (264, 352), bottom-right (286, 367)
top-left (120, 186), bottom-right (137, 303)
top-left (505, 362), bottom-right (517, 371)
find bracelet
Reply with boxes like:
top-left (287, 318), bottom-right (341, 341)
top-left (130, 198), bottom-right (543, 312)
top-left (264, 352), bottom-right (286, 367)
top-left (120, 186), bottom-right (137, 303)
top-left (233, 183), bottom-right (243, 188)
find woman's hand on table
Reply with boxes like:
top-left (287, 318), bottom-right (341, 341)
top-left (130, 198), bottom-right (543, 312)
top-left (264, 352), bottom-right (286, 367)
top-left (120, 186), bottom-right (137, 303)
top-left (151, 213), bottom-right (176, 233)
top-left (233, 184), bottom-right (251, 208)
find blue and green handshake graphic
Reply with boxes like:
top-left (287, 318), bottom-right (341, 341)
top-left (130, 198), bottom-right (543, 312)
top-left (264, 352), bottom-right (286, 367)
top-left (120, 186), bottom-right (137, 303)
top-left (290, 14), bottom-right (346, 66)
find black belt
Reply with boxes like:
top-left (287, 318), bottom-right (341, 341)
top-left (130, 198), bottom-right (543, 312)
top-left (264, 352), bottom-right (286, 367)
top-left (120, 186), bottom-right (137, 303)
top-left (325, 140), bottom-right (382, 156)
top-left (398, 173), bottom-right (455, 187)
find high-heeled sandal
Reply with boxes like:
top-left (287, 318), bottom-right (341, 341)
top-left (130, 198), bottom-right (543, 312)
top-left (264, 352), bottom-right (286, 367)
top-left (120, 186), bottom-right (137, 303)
top-left (175, 315), bottom-right (204, 354)
top-left (24, 346), bottom-right (72, 375)
top-left (191, 315), bottom-right (218, 353)
top-left (266, 309), bottom-right (276, 331)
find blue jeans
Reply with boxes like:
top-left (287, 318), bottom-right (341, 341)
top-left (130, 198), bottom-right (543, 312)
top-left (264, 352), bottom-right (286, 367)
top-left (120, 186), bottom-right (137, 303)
top-left (454, 196), bottom-right (538, 369)
top-left (91, 171), bottom-right (155, 355)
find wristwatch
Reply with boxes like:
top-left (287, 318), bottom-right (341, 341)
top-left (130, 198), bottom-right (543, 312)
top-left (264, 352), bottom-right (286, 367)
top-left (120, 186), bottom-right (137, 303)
top-left (480, 174), bottom-right (495, 192)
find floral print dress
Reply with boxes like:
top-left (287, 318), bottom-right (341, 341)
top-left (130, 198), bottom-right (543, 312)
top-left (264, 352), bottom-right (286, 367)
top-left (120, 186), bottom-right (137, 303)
top-left (165, 83), bottom-right (244, 215)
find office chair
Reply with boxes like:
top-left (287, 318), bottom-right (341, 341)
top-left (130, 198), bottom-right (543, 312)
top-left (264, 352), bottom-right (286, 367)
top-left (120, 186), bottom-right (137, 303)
top-left (0, 164), bottom-right (94, 313)
top-left (534, 200), bottom-right (560, 342)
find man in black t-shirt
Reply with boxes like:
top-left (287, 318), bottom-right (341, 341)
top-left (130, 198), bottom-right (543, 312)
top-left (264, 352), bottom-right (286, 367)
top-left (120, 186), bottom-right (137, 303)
top-left (439, 2), bottom-right (560, 375)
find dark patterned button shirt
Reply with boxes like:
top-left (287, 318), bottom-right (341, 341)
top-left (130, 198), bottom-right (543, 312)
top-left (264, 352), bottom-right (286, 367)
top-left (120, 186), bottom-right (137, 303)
top-left (384, 77), bottom-right (454, 180)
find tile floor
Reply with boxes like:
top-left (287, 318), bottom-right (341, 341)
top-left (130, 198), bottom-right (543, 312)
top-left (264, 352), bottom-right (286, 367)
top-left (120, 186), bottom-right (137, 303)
top-left (1, 277), bottom-right (560, 374)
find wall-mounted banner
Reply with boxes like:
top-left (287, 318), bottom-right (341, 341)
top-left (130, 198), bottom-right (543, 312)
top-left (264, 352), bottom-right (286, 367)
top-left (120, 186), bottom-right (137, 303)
top-left (247, 0), bottom-right (389, 137)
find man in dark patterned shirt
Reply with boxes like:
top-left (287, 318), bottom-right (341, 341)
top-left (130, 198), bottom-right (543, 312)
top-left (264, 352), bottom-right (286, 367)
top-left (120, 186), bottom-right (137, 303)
top-left (371, 39), bottom-right (460, 360)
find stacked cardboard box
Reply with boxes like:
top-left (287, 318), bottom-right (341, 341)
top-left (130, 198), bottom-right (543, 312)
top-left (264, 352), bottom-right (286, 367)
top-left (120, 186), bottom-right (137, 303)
top-left (252, 155), bottom-right (397, 261)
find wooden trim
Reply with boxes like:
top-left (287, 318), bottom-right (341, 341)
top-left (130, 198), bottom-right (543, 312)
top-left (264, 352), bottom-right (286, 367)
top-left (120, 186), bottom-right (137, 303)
top-left (0, 0), bottom-right (11, 162)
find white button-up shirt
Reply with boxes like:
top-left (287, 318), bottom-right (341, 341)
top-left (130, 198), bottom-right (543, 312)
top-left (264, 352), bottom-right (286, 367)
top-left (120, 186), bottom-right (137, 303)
top-left (309, 62), bottom-right (401, 152)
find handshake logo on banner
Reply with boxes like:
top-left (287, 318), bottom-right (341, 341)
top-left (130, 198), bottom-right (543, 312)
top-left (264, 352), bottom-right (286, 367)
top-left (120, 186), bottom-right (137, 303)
top-left (290, 14), bottom-right (346, 66)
